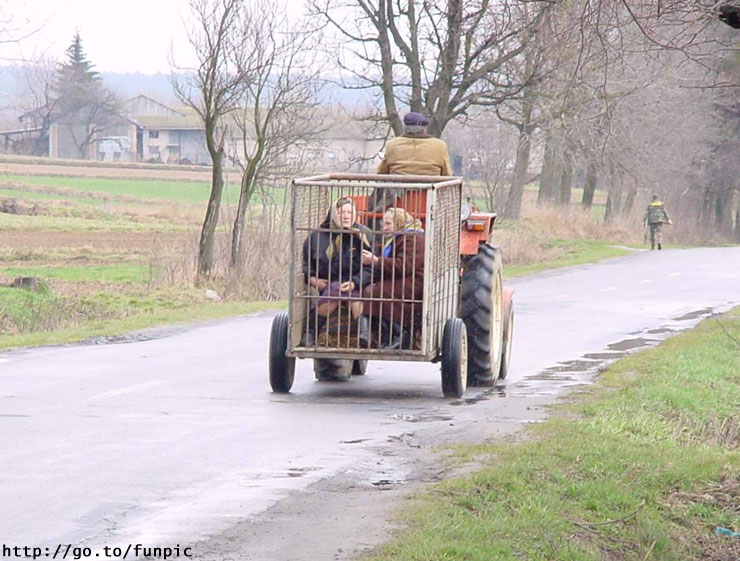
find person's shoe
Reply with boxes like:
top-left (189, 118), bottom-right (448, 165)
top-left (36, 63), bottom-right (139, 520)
top-left (301, 331), bottom-right (315, 346)
top-left (381, 321), bottom-right (405, 350)
top-left (658, 243), bottom-right (662, 250)
top-left (301, 315), bottom-right (324, 347)
top-left (357, 315), bottom-right (371, 347)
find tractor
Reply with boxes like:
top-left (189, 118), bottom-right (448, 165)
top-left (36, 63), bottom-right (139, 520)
top-left (269, 173), bottom-right (513, 398)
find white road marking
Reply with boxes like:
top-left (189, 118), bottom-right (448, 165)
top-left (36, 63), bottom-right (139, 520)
top-left (639, 280), bottom-right (653, 284)
top-left (668, 273), bottom-right (681, 277)
top-left (89, 380), bottom-right (169, 401)
top-left (598, 287), bottom-right (618, 292)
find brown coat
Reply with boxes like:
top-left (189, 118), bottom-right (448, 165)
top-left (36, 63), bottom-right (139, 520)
top-left (365, 232), bottom-right (425, 327)
top-left (376, 135), bottom-right (452, 176)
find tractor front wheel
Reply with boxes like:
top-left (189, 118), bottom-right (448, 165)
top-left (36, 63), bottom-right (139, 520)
top-left (441, 318), bottom-right (468, 398)
top-left (499, 301), bottom-right (514, 380)
top-left (460, 244), bottom-right (504, 386)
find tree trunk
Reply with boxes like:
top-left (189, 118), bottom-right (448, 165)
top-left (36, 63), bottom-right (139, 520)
top-left (622, 182), bottom-right (637, 216)
top-left (604, 177), bottom-right (623, 223)
top-left (581, 160), bottom-right (597, 209)
top-left (714, 185), bottom-right (735, 237)
top-left (537, 130), bottom-right (560, 205)
top-left (558, 149), bottom-right (573, 206)
top-left (198, 119), bottom-right (225, 278)
top-left (699, 183), bottom-right (714, 230)
top-left (503, 96), bottom-right (534, 219)
top-left (231, 158), bottom-right (260, 266)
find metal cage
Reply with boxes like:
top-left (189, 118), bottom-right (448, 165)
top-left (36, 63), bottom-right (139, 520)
top-left (288, 173), bottom-right (462, 362)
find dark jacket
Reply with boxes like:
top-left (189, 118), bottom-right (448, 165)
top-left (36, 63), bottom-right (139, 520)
top-left (302, 221), bottom-right (372, 289)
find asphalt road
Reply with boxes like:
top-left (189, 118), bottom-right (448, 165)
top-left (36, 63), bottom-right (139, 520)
top-left (2, 247), bottom-right (739, 560)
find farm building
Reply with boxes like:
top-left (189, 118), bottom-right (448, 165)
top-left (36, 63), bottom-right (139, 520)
top-left (1, 94), bottom-right (386, 171)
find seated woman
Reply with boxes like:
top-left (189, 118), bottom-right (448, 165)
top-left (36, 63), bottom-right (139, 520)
top-left (361, 207), bottom-right (424, 349)
top-left (302, 197), bottom-right (372, 346)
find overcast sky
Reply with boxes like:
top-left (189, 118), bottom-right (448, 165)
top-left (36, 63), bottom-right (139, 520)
top-left (4, 0), bottom-right (196, 74)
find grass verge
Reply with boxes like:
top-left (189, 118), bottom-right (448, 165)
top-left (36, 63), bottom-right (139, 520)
top-left (369, 309), bottom-right (740, 561)
top-left (504, 239), bottom-right (635, 278)
top-left (1, 263), bottom-right (152, 283)
top-left (0, 292), bottom-right (286, 350)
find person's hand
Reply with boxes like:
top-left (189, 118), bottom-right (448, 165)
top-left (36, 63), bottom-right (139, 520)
top-left (668, 220), bottom-right (673, 225)
top-left (339, 281), bottom-right (355, 292)
top-left (362, 249), bottom-right (379, 266)
top-left (310, 277), bottom-right (328, 290)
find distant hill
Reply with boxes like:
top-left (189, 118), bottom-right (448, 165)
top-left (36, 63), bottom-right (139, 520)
top-left (101, 72), bottom-right (181, 105)
top-left (0, 65), bottom-right (379, 120)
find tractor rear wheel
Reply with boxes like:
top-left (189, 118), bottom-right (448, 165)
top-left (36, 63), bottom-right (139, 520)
top-left (269, 312), bottom-right (295, 393)
top-left (314, 358), bottom-right (352, 382)
top-left (460, 244), bottom-right (504, 386)
top-left (441, 318), bottom-right (468, 398)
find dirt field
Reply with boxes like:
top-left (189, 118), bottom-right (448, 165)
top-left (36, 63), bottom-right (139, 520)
top-left (0, 156), bottom-right (226, 182)
top-left (0, 230), bottom-right (192, 251)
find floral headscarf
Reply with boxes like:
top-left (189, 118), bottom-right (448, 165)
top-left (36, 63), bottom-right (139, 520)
top-left (384, 207), bottom-right (424, 234)
top-left (382, 207), bottom-right (423, 257)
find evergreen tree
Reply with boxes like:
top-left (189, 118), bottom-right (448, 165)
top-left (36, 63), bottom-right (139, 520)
top-left (54, 33), bottom-right (103, 112)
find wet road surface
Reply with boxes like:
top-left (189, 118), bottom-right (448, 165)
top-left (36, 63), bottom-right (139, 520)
top-left (2, 247), bottom-right (739, 559)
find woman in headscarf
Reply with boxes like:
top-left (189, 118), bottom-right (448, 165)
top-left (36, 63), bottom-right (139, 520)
top-left (302, 197), bottom-right (372, 343)
top-left (361, 207), bottom-right (425, 349)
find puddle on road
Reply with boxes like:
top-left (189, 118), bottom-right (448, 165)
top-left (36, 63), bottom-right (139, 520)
top-left (541, 359), bottom-right (598, 373)
top-left (450, 385), bottom-right (507, 406)
top-left (583, 352), bottom-right (628, 360)
top-left (510, 328), bottom-right (678, 398)
top-left (241, 467), bottom-right (321, 483)
top-left (371, 478), bottom-right (405, 489)
top-left (607, 338), bottom-right (659, 351)
top-left (672, 308), bottom-right (714, 322)
top-left (388, 413), bottom-right (452, 423)
top-left (646, 327), bottom-right (675, 335)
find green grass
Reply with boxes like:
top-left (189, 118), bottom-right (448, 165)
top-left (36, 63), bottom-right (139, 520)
top-left (1, 263), bottom-right (152, 283)
top-left (0, 280), bottom-right (287, 348)
top-left (0, 174), bottom-right (286, 206)
top-left (0, 291), bottom-right (286, 349)
top-left (0, 174), bottom-right (216, 203)
top-left (505, 239), bottom-right (634, 277)
top-left (0, 187), bottom-right (110, 206)
top-left (368, 309), bottom-right (740, 561)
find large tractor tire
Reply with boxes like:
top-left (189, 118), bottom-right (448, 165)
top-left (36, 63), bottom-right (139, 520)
top-left (314, 358), bottom-right (352, 382)
top-left (269, 312), bottom-right (296, 393)
top-left (499, 299), bottom-right (514, 380)
top-left (460, 244), bottom-right (504, 386)
top-left (441, 318), bottom-right (468, 398)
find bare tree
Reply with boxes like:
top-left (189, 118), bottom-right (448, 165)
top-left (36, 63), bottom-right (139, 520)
top-left (313, 0), bottom-right (549, 137)
top-left (10, 57), bottom-right (57, 154)
top-left (173, 0), bottom-right (248, 277)
top-left (446, 114), bottom-right (516, 213)
top-left (228, 1), bottom-right (324, 266)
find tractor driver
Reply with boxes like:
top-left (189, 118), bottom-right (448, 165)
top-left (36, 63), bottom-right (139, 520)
top-left (371, 112), bottom-right (452, 214)
top-left (376, 112), bottom-right (452, 177)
